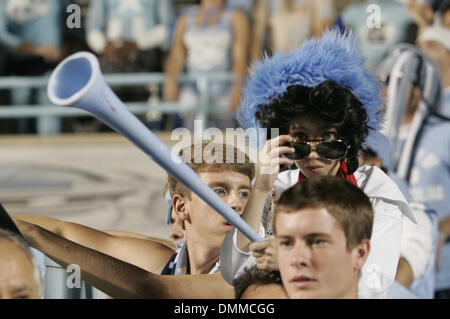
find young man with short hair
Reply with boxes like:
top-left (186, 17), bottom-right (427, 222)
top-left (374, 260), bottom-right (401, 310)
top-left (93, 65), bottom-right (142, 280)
top-left (161, 143), bottom-right (254, 275)
top-left (13, 142), bottom-right (255, 298)
top-left (233, 266), bottom-right (287, 299)
top-left (274, 176), bottom-right (373, 299)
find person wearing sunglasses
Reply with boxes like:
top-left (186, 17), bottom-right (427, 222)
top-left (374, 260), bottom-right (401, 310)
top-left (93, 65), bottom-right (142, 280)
top-left (219, 29), bottom-right (417, 299)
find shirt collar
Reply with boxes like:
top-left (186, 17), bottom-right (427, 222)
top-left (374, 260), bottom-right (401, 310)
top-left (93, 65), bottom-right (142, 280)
top-left (174, 242), bottom-right (221, 275)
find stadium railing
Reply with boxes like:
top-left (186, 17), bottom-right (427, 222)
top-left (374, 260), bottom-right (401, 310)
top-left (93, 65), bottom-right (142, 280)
top-left (0, 72), bottom-right (238, 136)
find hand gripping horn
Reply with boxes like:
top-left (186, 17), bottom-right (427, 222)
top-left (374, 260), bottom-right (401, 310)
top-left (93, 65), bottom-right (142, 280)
top-left (47, 52), bottom-right (262, 242)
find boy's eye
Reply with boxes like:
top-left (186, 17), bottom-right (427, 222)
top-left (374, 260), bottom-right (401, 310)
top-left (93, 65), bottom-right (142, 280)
top-left (214, 188), bottom-right (226, 195)
top-left (278, 239), bottom-right (292, 247)
top-left (310, 238), bottom-right (326, 246)
top-left (240, 191), bottom-right (250, 198)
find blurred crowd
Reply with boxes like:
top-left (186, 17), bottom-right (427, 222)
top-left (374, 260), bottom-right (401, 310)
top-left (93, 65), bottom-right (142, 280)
top-left (0, 0), bottom-right (447, 134)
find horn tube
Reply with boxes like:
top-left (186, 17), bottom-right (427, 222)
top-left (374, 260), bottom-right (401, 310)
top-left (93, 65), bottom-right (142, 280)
top-left (47, 52), bottom-right (262, 242)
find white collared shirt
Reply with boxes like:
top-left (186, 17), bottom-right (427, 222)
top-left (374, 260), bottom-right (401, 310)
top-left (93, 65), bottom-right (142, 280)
top-left (220, 166), bottom-right (416, 299)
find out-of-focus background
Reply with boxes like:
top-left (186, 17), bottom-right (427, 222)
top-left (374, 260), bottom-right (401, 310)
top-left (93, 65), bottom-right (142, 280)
top-left (0, 133), bottom-right (174, 239)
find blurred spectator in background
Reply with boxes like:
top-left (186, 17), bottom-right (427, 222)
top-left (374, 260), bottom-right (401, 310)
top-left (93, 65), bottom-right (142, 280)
top-left (340, 0), bottom-right (415, 71)
top-left (250, 0), bottom-right (337, 60)
top-left (0, 0), bottom-right (63, 135)
top-left (418, 26), bottom-right (450, 90)
top-left (378, 40), bottom-right (450, 298)
top-left (0, 229), bottom-right (43, 299)
top-left (227, 0), bottom-right (256, 18)
top-left (404, 0), bottom-right (435, 35)
top-left (164, 0), bottom-right (249, 131)
top-left (86, 0), bottom-right (174, 75)
top-left (394, 0), bottom-right (450, 36)
top-left (429, 0), bottom-right (446, 11)
top-left (0, 0), bottom-right (62, 66)
top-left (360, 132), bottom-right (436, 299)
top-left (416, 26), bottom-right (450, 299)
top-left (86, 0), bottom-right (175, 103)
top-left (435, 0), bottom-right (450, 27)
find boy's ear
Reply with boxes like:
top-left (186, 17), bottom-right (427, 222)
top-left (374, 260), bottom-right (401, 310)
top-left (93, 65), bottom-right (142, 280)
top-left (352, 239), bottom-right (371, 271)
top-left (172, 194), bottom-right (190, 221)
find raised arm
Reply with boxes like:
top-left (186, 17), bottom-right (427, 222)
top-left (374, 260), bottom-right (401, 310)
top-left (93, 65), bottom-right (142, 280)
top-left (405, 0), bottom-right (434, 36)
top-left (15, 219), bottom-right (234, 299)
top-left (13, 215), bottom-right (173, 274)
top-left (236, 135), bottom-right (294, 251)
top-left (164, 14), bottom-right (187, 102)
top-left (229, 10), bottom-right (250, 112)
top-left (250, 0), bottom-right (269, 61)
top-left (104, 230), bottom-right (176, 250)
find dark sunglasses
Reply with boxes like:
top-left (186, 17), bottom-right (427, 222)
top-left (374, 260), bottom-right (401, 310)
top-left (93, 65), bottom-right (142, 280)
top-left (284, 139), bottom-right (350, 161)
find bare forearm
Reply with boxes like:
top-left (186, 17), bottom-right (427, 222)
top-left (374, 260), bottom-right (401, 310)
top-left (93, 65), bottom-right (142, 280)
top-left (17, 42), bottom-right (38, 55)
top-left (250, 36), bottom-right (263, 62)
top-left (166, 51), bottom-right (185, 81)
top-left (104, 230), bottom-right (176, 250)
top-left (13, 214), bottom-right (107, 250)
top-left (14, 215), bottom-right (174, 274)
top-left (237, 188), bottom-right (270, 251)
top-left (165, 16), bottom-right (187, 81)
top-left (236, 135), bottom-right (295, 250)
top-left (250, 0), bottom-right (268, 60)
top-left (231, 46), bottom-right (248, 78)
top-left (13, 215), bottom-right (64, 235)
top-left (439, 216), bottom-right (450, 236)
top-left (395, 257), bottom-right (414, 288)
top-left (16, 220), bottom-right (166, 298)
top-left (232, 11), bottom-right (249, 75)
top-left (18, 220), bottom-right (233, 298)
top-left (406, 1), bottom-right (434, 35)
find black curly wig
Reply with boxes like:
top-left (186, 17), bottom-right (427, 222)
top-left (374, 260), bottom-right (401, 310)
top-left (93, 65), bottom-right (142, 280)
top-left (255, 81), bottom-right (370, 174)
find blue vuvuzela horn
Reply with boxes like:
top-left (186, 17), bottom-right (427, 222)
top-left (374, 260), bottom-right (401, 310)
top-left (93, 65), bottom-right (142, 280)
top-left (47, 52), bottom-right (262, 242)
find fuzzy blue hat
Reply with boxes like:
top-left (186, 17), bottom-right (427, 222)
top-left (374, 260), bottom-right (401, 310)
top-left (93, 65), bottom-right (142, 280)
top-left (237, 29), bottom-right (383, 132)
